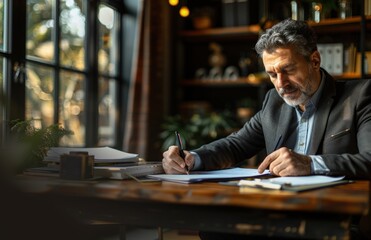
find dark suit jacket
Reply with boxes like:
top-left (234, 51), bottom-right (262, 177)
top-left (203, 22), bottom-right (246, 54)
top-left (194, 69), bottom-right (371, 179)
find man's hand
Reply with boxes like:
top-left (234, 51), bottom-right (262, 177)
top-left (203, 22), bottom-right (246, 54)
top-left (162, 146), bottom-right (195, 174)
top-left (258, 147), bottom-right (311, 176)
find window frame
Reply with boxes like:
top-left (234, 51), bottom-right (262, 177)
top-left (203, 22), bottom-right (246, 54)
top-left (5, 0), bottom-right (128, 148)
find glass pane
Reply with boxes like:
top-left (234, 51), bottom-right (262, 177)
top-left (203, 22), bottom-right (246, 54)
top-left (59, 71), bottom-right (85, 146)
top-left (0, 57), bottom-right (4, 118)
top-left (25, 63), bottom-right (54, 128)
top-left (26, 0), bottom-right (55, 61)
top-left (98, 4), bottom-right (119, 75)
top-left (60, 0), bottom-right (85, 70)
top-left (0, 57), bottom-right (3, 92)
top-left (0, 57), bottom-right (4, 143)
top-left (0, 0), bottom-right (7, 51)
top-left (98, 77), bottom-right (117, 146)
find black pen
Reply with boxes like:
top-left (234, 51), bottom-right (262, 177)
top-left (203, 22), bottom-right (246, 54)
top-left (175, 131), bottom-right (189, 174)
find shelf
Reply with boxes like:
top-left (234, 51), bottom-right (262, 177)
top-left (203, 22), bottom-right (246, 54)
top-left (181, 78), bottom-right (271, 87)
top-left (179, 16), bottom-right (371, 41)
top-left (334, 72), bottom-right (362, 80)
top-left (309, 16), bottom-right (371, 33)
top-left (179, 25), bottom-right (260, 41)
top-left (182, 71), bottom-right (363, 87)
top-left (174, 7), bottom-right (370, 122)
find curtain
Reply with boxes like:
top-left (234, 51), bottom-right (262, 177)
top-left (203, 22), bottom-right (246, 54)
top-left (123, 0), bottom-right (170, 161)
top-left (123, 0), bottom-right (149, 157)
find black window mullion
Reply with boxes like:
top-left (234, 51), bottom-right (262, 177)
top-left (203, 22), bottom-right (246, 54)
top-left (115, 11), bottom-right (124, 148)
top-left (54, 0), bottom-right (61, 125)
top-left (9, 0), bottom-right (27, 122)
top-left (85, 0), bottom-right (99, 146)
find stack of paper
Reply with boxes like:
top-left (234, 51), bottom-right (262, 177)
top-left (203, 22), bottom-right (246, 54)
top-left (94, 162), bottom-right (164, 180)
top-left (43, 147), bottom-right (139, 164)
top-left (147, 168), bottom-right (270, 184)
top-left (28, 147), bottom-right (167, 180)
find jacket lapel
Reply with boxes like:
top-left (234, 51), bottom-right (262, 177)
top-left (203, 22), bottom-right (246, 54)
top-left (307, 71), bottom-right (336, 154)
top-left (274, 104), bottom-right (296, 151)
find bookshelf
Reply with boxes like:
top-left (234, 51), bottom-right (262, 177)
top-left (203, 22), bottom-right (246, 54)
top-left (170, 0), bottom-right (371, 133)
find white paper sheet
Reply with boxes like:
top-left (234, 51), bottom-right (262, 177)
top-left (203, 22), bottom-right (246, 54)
top-left (43, 147), bottom-right (139, 163)
top-left (147, 168), bottom-right (270, 184)
top-left (267, 175), bottom-right (345, 186)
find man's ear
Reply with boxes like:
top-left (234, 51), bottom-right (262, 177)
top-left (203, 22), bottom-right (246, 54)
top-left (311, 50), bottom-right (321, 70)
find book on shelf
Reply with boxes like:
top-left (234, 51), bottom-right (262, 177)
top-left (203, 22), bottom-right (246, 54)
top-left (366, 0), bottom-right (371, 16)
top-left (332, 44), bottom-right (344, 75)
top-left (221, 0), bottom-right (259, 27)
top-left (318, 43), bottom-right (370, 76)
top-left (221, 0), bottom-right (235, 27)
top-left (325, 44), bottom-right (335, 74)
top-left (318, 43), bottom-right (344, 75)
top-left (344, 43), bottom-right (357, 74)
top-left (355, 51), bottom-right (371, 75)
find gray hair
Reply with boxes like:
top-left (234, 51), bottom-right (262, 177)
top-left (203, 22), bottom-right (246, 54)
top-left (255, 19), bottom-right (318, 60)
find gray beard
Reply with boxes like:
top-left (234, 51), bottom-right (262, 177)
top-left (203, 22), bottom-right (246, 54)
top-left (278, 73), bottom-right (313, 107)
top-left (280, 90), bottom-right (310, 107)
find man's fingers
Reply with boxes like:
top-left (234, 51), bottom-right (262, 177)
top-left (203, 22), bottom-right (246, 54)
top-left (162, 145), bottom-right (190, 174)
top-left (270, 160), bottom-right (289, 175)
top-left (258, 147), bottom-right (294, 174)
top-left (162, 157), bottom-right (186, 174)
top-left (261, 148), bottom-right (311, 176)
top-left (166, 146), bottom-right (186, 167)
top-left (258, 149), bottom-right (280, 173)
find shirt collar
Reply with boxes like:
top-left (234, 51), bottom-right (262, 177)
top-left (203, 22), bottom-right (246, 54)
top-left (310, 69), bottom-right (325, 108)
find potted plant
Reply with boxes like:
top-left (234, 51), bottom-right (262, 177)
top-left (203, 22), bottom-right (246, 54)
top-left (159, 110), bottom-right (238, 151)
top-left (9, 119), bottom-right (73, 173)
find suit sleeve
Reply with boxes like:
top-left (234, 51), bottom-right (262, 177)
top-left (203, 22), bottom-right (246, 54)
top-left (192, 91), bottom-right (274, 170)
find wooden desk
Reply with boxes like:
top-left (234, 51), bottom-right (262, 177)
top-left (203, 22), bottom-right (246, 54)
top-left (13, 175), bottom-right (370, 239)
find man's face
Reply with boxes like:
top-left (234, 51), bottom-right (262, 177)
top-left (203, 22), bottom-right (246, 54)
top-left (262, 47), bottom-right (321, 109)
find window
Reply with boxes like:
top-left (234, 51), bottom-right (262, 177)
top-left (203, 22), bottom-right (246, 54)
top-left (13, 0), bottom-right (125, 147)
top-left (0, 0), bottom-right (7, 51)
top-left (26, 0), bottom-right (85, 146)
top-left (0, 0), bottom-right (8, 142)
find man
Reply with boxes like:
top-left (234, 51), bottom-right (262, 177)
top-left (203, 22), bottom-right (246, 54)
top-left (163, 18), bottom-right (371, 179)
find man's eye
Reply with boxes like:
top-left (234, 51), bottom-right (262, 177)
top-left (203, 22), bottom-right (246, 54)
top-left (269, 73), bottom-right (277, 79)
top-left (286, 68), bottom-right (295, 74)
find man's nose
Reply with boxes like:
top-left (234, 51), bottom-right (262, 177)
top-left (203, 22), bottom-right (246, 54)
top-left (275, 73), bottom-right (288, 88)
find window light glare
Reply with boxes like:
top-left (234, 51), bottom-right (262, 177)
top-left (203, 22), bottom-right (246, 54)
top-left (98, 6), bottom-right (114, 29)
top-left (179, 6), bottom-right (189, 17)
